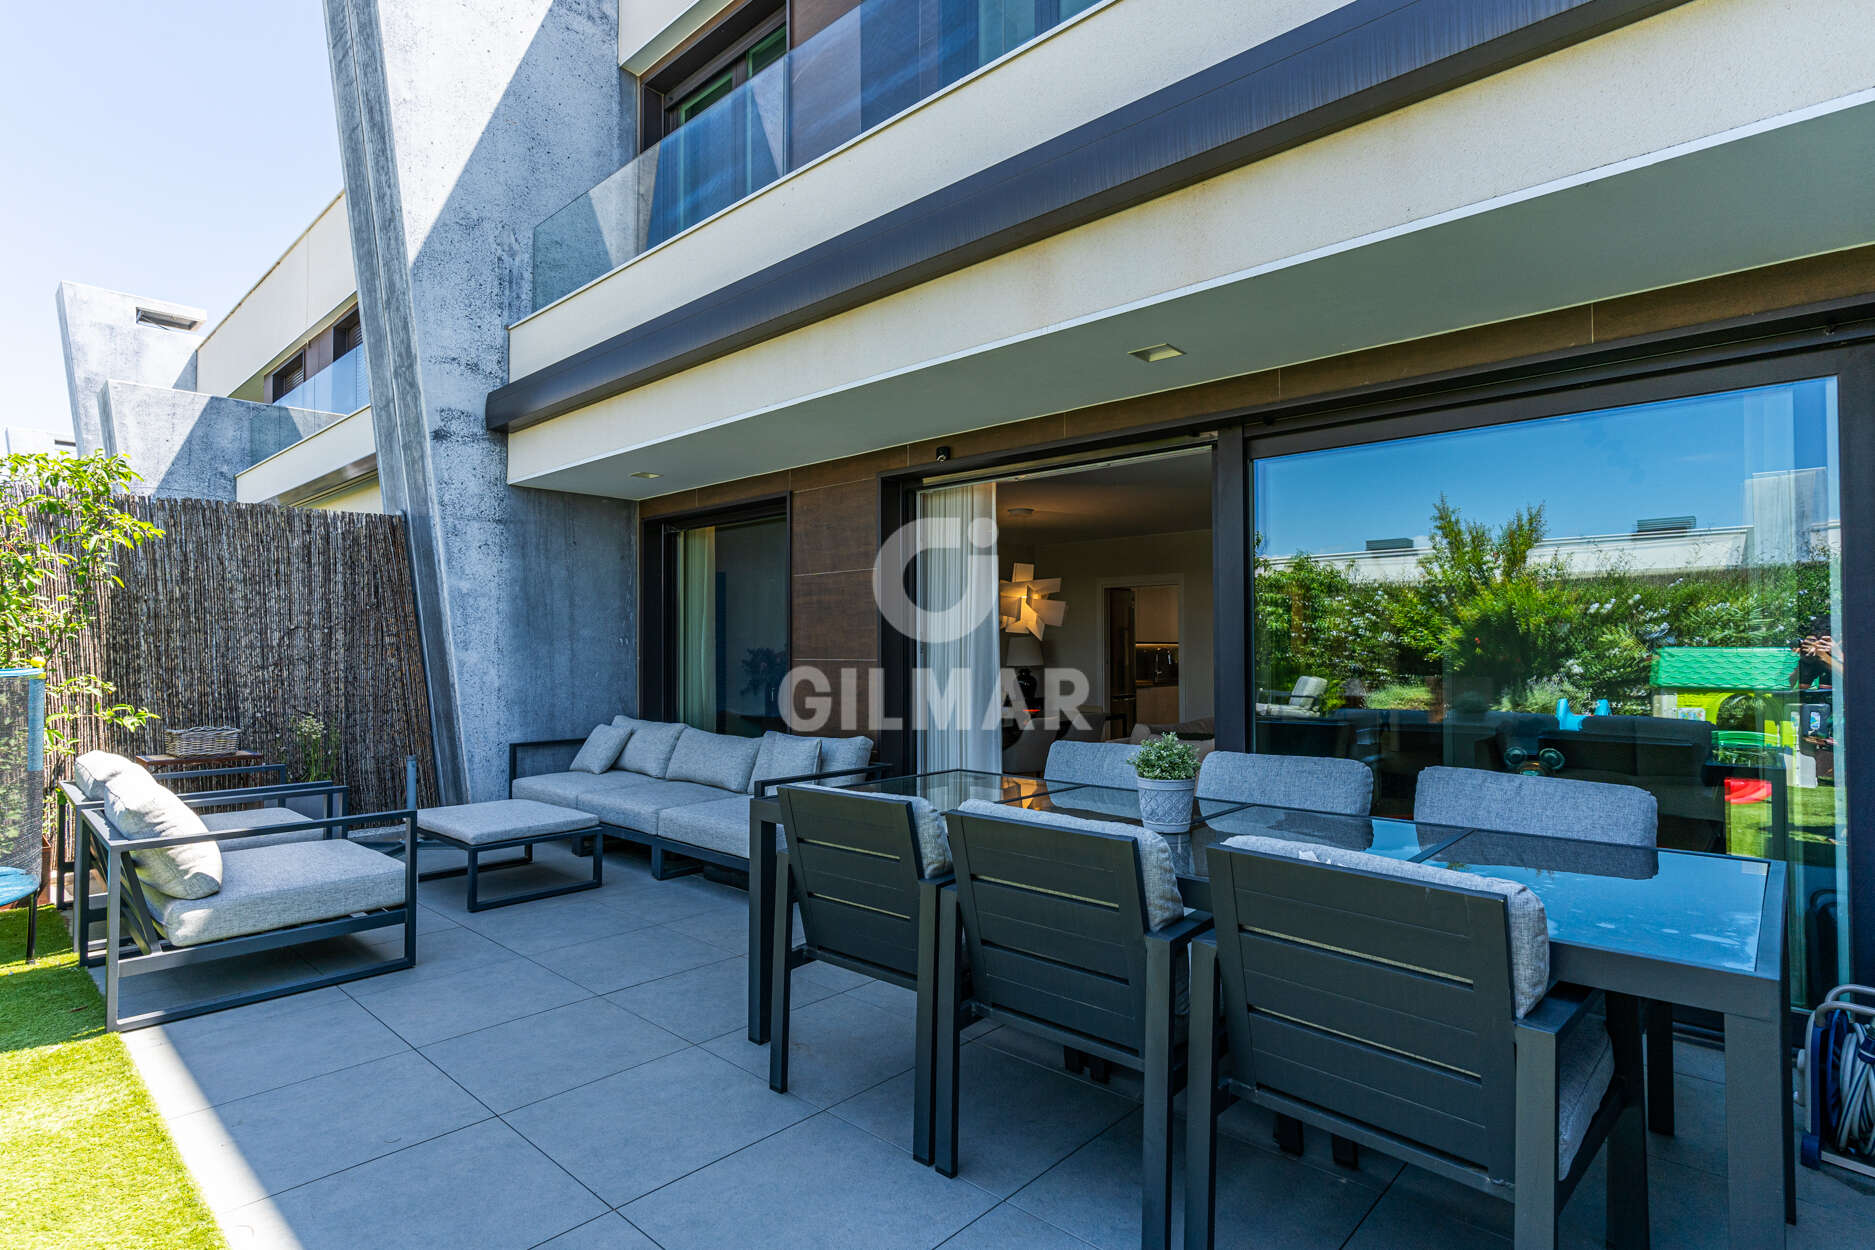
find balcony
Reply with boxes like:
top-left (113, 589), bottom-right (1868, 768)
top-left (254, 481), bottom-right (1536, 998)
top-left (531, 0), bottom-right (1099, 310)
top-left (274, 342), bottom-right (370, 415)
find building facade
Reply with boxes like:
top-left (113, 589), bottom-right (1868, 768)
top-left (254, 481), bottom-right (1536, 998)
top-left (59, 0), bottom-right (1875, 1005)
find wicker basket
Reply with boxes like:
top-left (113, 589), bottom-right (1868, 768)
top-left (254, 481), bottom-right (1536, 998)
top-left (164, 725), bottom-right (240, 757)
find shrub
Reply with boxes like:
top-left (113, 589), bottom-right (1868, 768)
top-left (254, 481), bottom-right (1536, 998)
top-left (1129, 732), bottom-right (1198, 781)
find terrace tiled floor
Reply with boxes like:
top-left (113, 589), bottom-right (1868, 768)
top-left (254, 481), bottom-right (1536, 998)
top-left (102, 841), bottom-right (1875, 1250)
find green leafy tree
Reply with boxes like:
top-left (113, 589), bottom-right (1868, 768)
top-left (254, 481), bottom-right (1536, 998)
top-left (0, 452), bottom-right (164, 770)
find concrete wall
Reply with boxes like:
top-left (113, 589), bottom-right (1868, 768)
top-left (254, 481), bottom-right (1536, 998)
top-left (194, 193), bottom-right (359, 400)
top-left (326, 0), bottom-right (639, 802)
top-left (98, 381), bottom-right (330, 500)
top-left (620, 0), bottom-right (737, 72)
top-left (56, 283), bottom-right (204, 455)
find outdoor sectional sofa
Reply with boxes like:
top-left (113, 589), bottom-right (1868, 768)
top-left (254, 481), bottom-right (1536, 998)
top-left (509, 717), bottom-right (876, 877)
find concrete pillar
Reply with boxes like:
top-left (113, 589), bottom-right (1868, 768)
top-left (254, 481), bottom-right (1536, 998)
top-left (325, 0), bottom-right (639, 802)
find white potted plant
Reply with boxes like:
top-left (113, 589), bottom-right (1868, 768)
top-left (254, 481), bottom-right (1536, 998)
top-left (1129, 732), bottom-right (1200, 834)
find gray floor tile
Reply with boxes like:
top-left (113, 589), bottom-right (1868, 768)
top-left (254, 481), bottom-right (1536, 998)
top-left (832, 1039), bottom-right (1134, 1196)
top-left (704, 991), bottom-right (916, 1108)
top-left (443, 891), bottom-right (648, 956)
top-left (663, 902), bottom-right (749, 953)
top-left (126, 988), bottom-right (408, 1116)
top-left (421, 996), bottom-right (686, 1113)
top-left (1011, 1109), bottom-right (1382, 1250)
top-left (531, 924), bottom-right (731, 995)
top-left (607, 954), bottom-right (841, 1043)
top-left (97, 948), bottom-right (330, 1026)
top-left (534, 1212), bottom-right (661, 1250)
top-left (504, 1046), bottom-right (815, 1206)
top-left (219, 1119), bottom-right (605, 1250)
top-left (845, 977), bottom-right (919, 1017)
top-left (1214, 1099), bottom-right (1405, 1188)
top-left (353, 955), bottom-right (590, 1046)
top-left (307, 922), bottom-right (509, 990)
top-left (167, 1050), bottom-right (489, 1210)
top-left (938, 1205), bottom-right (1098, 1249)
top-left (977, 1024), bottom-right (1146, 1103)
top-left (623, 1112), bottom-right (998, 1250)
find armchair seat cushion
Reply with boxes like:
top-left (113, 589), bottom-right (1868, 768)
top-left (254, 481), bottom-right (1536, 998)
top-left (198, 807), bottom-right (326, 853)
top-left (511, 770), bottom-right (658, 808)
top-left (151, 840), bottom-right (406, 947)
top-left (659, 794), bottom-right (776, 861)
top-left (582, 780), bottom-right (734, 834)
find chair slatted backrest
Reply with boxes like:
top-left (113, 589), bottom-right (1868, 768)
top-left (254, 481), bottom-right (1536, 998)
top-left (945, 807), bottom-right (1154, 1055)
top-left (776, 786), bottom-right (931, 982)
top-left (1209, 843), bottom-right (1519, 1179)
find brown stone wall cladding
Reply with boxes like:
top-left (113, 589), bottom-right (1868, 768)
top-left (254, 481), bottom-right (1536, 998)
top-left (56, 496), bottom-right (439, 814)
top-left (638, 245), bottom-right (1875, 726)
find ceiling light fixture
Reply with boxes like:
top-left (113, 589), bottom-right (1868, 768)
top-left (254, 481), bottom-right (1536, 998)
top-left (1006, 506), bottom-right (1034, 517)
top-left (630, 471), bottom-right (662, 479)
top-left (1128, 343), bottom-right (1185, 363)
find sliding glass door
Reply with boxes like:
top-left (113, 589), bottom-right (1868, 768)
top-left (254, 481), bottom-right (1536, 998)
top-left (1251, 376), bottom-right (1849, 1005)
top-left (670, 514), bottom-right (790, 737)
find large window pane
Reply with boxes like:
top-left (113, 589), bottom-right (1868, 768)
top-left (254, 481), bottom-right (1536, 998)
top-left (1252, 378), bottom-right (1847, 1005)
top-left (674, 516), bottom-right (790, 737)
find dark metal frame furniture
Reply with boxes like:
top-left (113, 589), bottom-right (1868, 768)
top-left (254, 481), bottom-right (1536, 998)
top-left (1186, 842), bottom-right (1649, 1250)
top-left (60, 775), bottom-right (352, 966)
top-left (937, 805), bottom-right (1210, 1250)
top-left (772, 784), bottom-right (951, 1163)
top-left (74, 802), bottom-right (418, 1032)
top-left (414, 807), bottom-right (606, 912)
top-left (53, 761), bottom-right (292, 908)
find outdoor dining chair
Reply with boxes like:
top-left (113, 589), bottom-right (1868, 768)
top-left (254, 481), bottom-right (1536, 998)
top-left (1195, 749), bottom-right (1374, 816)
top-left (771, 784), bottom-right (955, 1164)
top-left (937, 799), bottom-right (1209, 1250)
top-left (1413, 766), bottom-right (1679, 1133)
top-left (1187, 835), bottom-right (1649, 1250)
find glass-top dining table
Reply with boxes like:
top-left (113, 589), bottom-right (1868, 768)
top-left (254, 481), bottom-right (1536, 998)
top-left (745, 769), bottom-right (1792, 1248)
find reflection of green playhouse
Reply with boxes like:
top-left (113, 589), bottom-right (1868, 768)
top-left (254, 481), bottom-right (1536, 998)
top-left (1649, 645), bottom-right (1799, 745)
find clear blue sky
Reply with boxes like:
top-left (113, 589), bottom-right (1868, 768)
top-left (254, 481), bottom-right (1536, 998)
top-left (0, 2), bottom-right (341, 437)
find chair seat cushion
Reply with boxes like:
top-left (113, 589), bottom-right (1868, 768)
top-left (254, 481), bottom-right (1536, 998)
top-left (198, 806), bottom-right (327, 853)
top-left (152, 840), bottom-right (406, 947)
top-left (418, 799), bottom-right (597, 845)
top-left (581, 780), bottom-right (735, 835)
top-left (658, 794), bottom-right (777, 861)
top-left (511, 770), bottom-right (659, 808)
top-left (1557, 1015), bottom-right (1616, 1178)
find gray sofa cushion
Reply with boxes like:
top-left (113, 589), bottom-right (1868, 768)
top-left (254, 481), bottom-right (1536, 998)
top-left (659, 794), bottom-right (776, 860)
top-left (74, 750), bottom-right (136, 800)
top-left (1196, 750), bottom-right (1373, 816)
top-left (149, 839), bottom-right (406, 947)
top-left (102, 765), bottom-right (222, 900)
top-left (511, 770), bottom-right (660, 808)
top-left (582, 779), bottom-right (735, 835)
top-left (748, 732), bottom-right (822, 794)
top-left (1221, 832), bottom-right (1550, 1017)
top-left (198, 807), bottom-right (325, 853)
top-left (954, 799), bottom-right (1180, 928)
top-left (1043, 740), bottom-right (1140, 789)
top-left (814, 735), bottom-right (875, 784)
top-left (619, 720), bottom-right (687, 778)
top-left (570, 723), bottom-right (633, 774)
top-left (667, 727), bottom-right (763, 793)
top-left (419, 799), bottom-right (597, 845)
top-left (1412, 766), bottom-right (1656, 847)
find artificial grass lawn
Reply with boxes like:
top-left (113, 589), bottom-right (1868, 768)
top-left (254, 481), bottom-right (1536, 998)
top-left (0, 905), bottom-right (224, 1250)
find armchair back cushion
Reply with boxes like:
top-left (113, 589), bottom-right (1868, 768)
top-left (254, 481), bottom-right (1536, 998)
top-left (748, 732), bottom-right (821, 794)
top-left (569, 723), bottom-right (633, 774)
top-left (618, 720), bottom-right (687, 777)
top-left (75, 750), bottom-right (136, 800)
top-left (667, 727), bottom-right (763, 793)
top-left (101, 765), bottom-right (223, 899)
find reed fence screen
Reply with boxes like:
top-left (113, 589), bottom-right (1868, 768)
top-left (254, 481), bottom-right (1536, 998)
top-left (62, 497), bottom-right (437, 814)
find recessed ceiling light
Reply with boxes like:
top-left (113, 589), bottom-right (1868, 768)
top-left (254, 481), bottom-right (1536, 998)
top-left (1006, 506), bottom-right (1034, 518)
top-left (630, 471), bottom-right (661, 479)
top-left (1128, 343), bottom-right (1185, 363)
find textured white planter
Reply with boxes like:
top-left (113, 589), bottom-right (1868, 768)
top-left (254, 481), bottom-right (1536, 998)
top-left (1134, 776), bottom-right (1196, 834)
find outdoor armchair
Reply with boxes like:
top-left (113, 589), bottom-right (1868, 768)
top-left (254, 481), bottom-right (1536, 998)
top-left (938, 799), bottom-right (1208, 1250)
top-left (771, 783), bottom-right (954, 1164)
top-left (1186, 836), bottom-right (1648, 1250)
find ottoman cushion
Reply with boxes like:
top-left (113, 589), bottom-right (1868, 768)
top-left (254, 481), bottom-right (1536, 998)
top-left (419, 799), bottom-right (597, 846)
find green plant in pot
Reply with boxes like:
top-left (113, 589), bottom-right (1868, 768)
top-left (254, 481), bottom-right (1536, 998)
top-left (1129, 732), bottom-right (1200, 834)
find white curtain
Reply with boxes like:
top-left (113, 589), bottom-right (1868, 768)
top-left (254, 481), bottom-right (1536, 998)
top-left (917, 482), bottom-right (1002, 772)
top-left (676, 527), bottom-right (717, 730)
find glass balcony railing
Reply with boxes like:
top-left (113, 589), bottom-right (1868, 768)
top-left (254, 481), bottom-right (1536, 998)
top-left (273, 343), bottom-right (370, 415)
top-left (531, 0), bottom-right (1100, 311)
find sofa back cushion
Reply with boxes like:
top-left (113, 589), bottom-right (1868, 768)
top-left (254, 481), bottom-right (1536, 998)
top-left (570, 722), bottom-right (633, 774)
top-left (748, 732), bottom-right (821, 794)
top-left (75, 750), bottom-right (136, 800)
top-left (666, 727), bottom-right (763, 792)
top-left (102, 765), bottom-right (222, 899)
top-left (618, 720), bottom-right (687, 778)
top-left (815, 735), bottom-right (875, 785)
